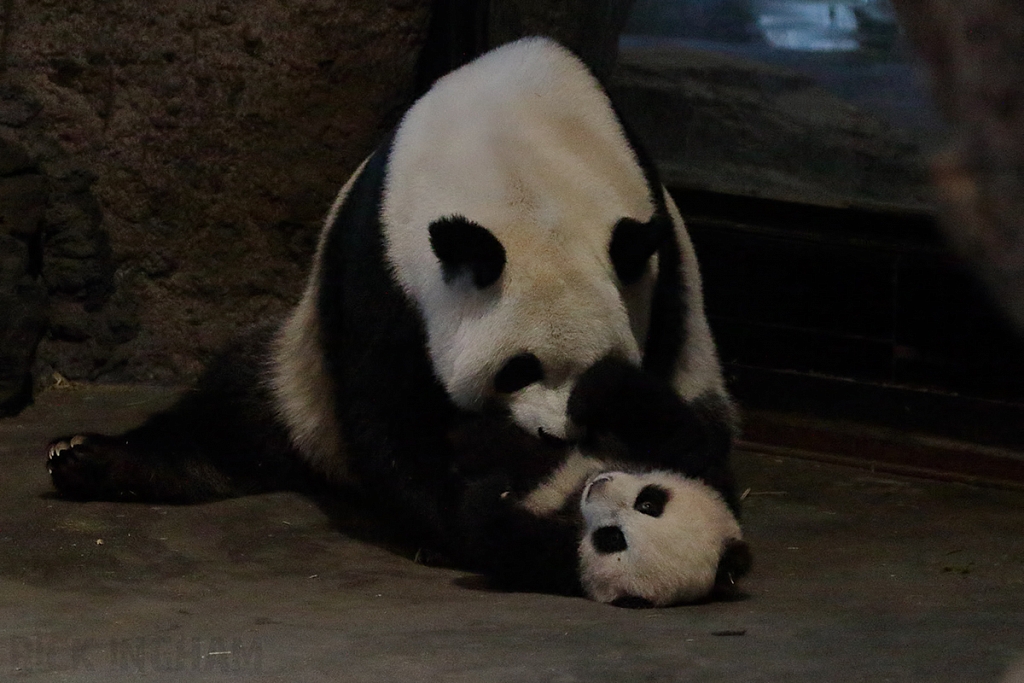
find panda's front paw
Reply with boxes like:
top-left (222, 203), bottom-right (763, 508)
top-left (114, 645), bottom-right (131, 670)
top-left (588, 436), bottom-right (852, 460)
top-left (46, 434), bottom-right (121, 500)
top-left (568, 357), bottom-right (677, 435)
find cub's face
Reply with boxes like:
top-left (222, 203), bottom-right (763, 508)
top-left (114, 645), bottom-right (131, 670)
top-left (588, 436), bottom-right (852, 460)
top-left (578, 470), bottom-right (749, 607)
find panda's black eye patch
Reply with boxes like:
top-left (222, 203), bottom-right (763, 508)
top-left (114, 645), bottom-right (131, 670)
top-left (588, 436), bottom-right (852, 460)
top-left (429, 216), bottom-right (506, 288)
top-left (609, 216), bottom-right (665, 285)
top-left (634, 484), bottom-right (669, 518)
top-left (494, 353), bottom-right (543, 394)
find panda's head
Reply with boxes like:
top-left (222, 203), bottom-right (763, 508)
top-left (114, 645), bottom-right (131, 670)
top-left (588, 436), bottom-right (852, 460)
top-left (578, 470), bottom-right (750, 607)
top-left (381, 38), bottom-right (666, 440)
top-left (420, 214), bottom-right (666, 442)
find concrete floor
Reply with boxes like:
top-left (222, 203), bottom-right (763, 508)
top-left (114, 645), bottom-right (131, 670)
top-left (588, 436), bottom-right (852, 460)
top-left (1, 386), bottom-right (1022, 682)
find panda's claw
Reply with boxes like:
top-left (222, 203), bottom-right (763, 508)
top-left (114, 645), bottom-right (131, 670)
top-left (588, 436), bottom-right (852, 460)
top-left (45, 435), bottom-right (95, 477)
top-left (45, 434), bottom-right (119, 499)
top-left (47, 440), bottom-right (74, 461)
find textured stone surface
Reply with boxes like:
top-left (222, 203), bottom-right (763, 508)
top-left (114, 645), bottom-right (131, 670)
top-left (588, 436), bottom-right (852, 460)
top-left (0, 134), bottom-right (35, 174)
top-left (0, 0), bottom-right (430, 391)
top-left (1, 386), bottom-right (1022, 681)
top-left (0, 173), bottom-right (44, 237)
top-left (0, 136), bottom-right (46, 416)
top-left (0, 83), bottom-right (43, 127)
top-left (0, 248), bottom-right (46, 415)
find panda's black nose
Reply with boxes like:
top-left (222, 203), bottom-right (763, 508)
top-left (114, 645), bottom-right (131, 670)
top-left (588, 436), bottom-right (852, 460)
top-left (592, 525), bottom-right (627, 554)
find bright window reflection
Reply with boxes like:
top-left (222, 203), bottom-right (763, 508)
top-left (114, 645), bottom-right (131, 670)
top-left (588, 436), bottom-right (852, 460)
top-left (621, 0), bottom-right (936, 133)
top-left (756, 1), bottom-right (890, 52)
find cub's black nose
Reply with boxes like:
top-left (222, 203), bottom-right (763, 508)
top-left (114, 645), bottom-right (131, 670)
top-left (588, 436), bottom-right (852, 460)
top-left (592, 525), bottom-right (627, 554)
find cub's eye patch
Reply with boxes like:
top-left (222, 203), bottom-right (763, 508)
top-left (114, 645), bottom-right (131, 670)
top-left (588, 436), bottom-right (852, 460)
top-left (494, 353), bottom-right (543, 394)
top-left (633, 484), bottom-right (669, 518)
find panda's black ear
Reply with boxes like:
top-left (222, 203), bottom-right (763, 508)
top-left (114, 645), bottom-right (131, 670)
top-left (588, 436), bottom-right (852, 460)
top-left (609, 215), bottom-right (666, 285)
top-left (713, 539), bottom-right (752, 599)
top-left (429, 216), bottom-right (506, 289)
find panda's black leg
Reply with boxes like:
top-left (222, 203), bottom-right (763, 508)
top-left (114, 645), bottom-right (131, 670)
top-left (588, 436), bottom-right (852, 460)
top-left (456, 475), bottom-right (583, 595)
top-left (444, 415), bottom-right (583, 594)
top-left (567, 356), bottom-right (738, 507)
top-left (342, 409), bottom-right (582, 594)
top-left (47, 432), bottom-right (187, 501)
top-left (45, 330), bottom-right (311, 503)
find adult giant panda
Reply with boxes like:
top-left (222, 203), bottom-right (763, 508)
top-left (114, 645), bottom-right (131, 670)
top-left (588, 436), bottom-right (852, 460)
top-left (45, 37), bottom-right (749, 606)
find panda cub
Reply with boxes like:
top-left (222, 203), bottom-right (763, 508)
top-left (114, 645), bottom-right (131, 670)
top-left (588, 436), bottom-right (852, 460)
top-left (452, 356), bottom-right (749, 606)
top-left (45, 37), bottom-right (749, 605)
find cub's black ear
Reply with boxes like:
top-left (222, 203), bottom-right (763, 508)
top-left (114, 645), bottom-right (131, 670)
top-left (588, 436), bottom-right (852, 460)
top-left (429, 216), bottom-right (506, 289)
top-left (713, 538), bottom-right (752, 599)
top-left (609, 215), bottom-right (667, 285)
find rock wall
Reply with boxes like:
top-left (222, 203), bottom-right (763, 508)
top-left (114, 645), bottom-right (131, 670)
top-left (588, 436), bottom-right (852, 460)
top-left (0, 135), bottom-right (46, 414)
top-left (0, 0), bottom-right (429, 413)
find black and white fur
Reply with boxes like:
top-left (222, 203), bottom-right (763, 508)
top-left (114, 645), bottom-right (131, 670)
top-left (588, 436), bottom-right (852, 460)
top-left (45, 38), bottom-right (748, 605)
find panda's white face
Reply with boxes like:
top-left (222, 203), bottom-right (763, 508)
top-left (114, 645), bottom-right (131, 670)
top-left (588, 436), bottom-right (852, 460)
top-left (436, 241), bottom-right (650, 441)
top-left (380, 38), bottom-right (659, 440)
top-left (578, 470), bottom-right (745, 607)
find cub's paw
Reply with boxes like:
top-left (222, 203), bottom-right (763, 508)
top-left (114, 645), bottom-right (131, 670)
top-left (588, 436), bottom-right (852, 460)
top-left (46, 434), bottom-right (122, 500)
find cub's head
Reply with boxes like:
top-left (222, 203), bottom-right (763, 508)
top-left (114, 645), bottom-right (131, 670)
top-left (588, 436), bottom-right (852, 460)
top-left (578, 470), bottom-right (750, 607)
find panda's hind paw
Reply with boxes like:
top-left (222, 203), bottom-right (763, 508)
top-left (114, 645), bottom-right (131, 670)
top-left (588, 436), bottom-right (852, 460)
top-left (45, 434), bottom-right (124, 500)
top-left (47, 434), bottom-right (87, 462)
